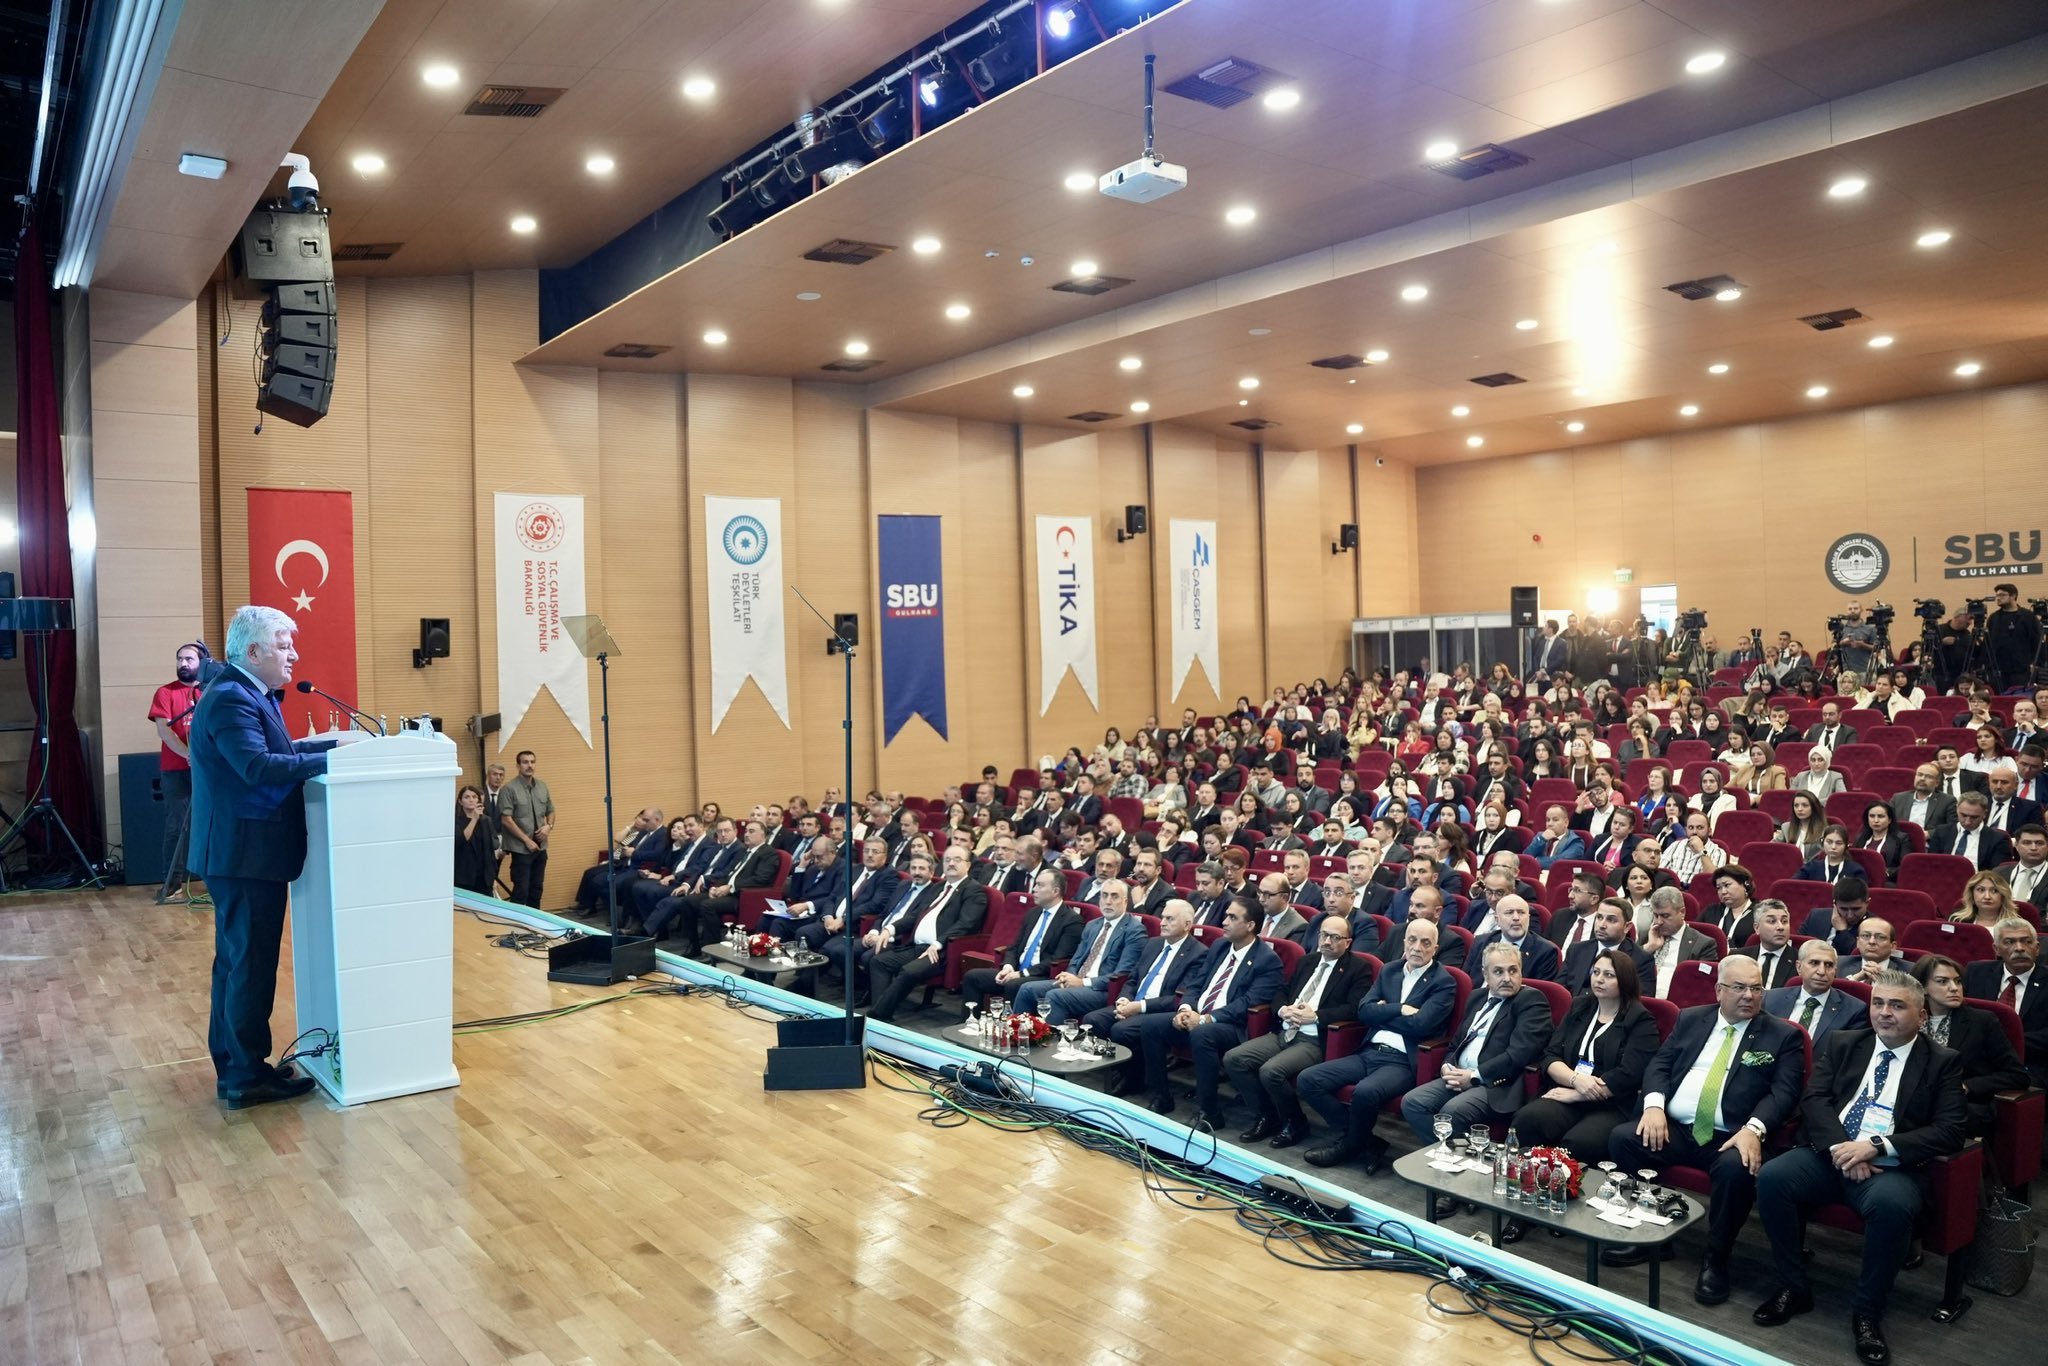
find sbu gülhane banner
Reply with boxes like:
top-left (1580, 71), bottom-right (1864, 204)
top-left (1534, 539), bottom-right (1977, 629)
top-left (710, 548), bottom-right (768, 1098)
top-left (1170, 519), bottom-right (1220, 700)
top-left (705, 495), bottom-right (790, 731)
top-left (878, 514), bottom-right (948, 743)
top-left (1036, 515), bottom-right (1100, 715)
top-left (494, 492), bottom-right (592, 748)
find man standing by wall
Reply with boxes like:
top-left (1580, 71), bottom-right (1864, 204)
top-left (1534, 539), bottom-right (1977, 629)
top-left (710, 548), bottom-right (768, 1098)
top-left (189, 606), bottom-right (364, 1110)
top-left (501, 749), bottom-right (554, 908)
top-left (146, 642), bottom-right (206, 905)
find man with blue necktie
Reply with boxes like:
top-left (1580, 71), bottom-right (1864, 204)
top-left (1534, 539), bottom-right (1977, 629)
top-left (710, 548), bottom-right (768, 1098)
top-left (822, 851), bottom-right (935, 1006)
top-left (1110, 898), bottom-right (1282, 1121)
top-left (1017, 879), bottom-right (1145, 1021)
top-left (959, 869), bottom-right (1081, 1015)
top-left (1085, 899), bottom-right (1206, 1058)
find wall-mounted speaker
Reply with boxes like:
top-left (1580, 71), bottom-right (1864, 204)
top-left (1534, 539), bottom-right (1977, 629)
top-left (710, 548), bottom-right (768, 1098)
top-left (1117, 504), bottom-right (1149, 543)
top-left (1510, 585), bottom-right (1539, 627)
top-left (414, 617), bottom-right (451, 668)
top-left (832, 612), bottom-right (860, 648)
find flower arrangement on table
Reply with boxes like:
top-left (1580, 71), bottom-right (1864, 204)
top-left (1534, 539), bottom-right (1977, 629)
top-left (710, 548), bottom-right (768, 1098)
top-left (1525, 1145), bottom-right (1584, 1197)
top-left (1004, 1013), bottom-right (1051, 1047)
top-left (746, 932), bottom-right (779, 957)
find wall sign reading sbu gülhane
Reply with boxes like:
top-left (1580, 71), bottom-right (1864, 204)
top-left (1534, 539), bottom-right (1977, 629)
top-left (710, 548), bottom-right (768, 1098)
top-left (1824, 533), bottom-right (1890, 593)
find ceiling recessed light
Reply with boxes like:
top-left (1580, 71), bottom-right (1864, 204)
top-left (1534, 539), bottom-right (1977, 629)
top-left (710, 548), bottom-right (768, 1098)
top-left (1828, 176), bottom-right (1867, 198)
top-left (1238, 398), bottom-right (1250, 406)
top-left (1707, 362), bottom-right (1730, 374)
top-left (911, 236), bottom-right (941, 255)
top-left (1070, 258), bottom-right (1098, 276)
top-left (1013, 384), bottom-right (1035, 398)
top-left (1867, 334), bottom-right (1894, 348)
top-left (1916, 229), bottom-right (1952, 248)
top-left (844, 340), bottom-right (870, 356)
top-left (1565, 421), bottom-right (1585, 434)
top-left (796, 291), bottom-right (822, 302)
top-left (1248, 327), bottom-right (1272, 336)
top-left (1465, 435), bottom-right (1484, 448)
top-left (1345, 423), bottom-right (1364, 435)
top-left (944, 302), bottom-right (971, 320)
top-left (1423, 139), bottom-right (1458, 161)
top-left (1450, 405), bottom-right (1470, 418)
top-left (1514, 318), bottom-right (1539, 330)
top-left (509, 215), bottom-right (537, 234)
top-left (1261, 87), bottom-right (1301, 112)
top-left (1714, 287), bottom-right (1743, 302)
top-left (1130, 400), bottom-right (1151, 414)
top-left (585, 155), bottom-right (615, 175)
top-left (1224, 205), bottom-right (1257, 226)
top-left (1570, 386), bottom-right (1589, 398)
top-left (1955, 361), bottom-right (1983, 377)
top-left (351, 153), bottom-right (386, 175)
top-left (1684, 51), bottom-right (1727, 75)
top-left (1805, 384), bottom-right (1830, 399)
top-left (1365, 349), bottom-right (1390, 364)
top-left (1400, 284), bottom-right (1429, 302)
top-left (1118, 356), bottom-right (1142, 371)
top-left (702, 330), bottom-right (728, 346)
top-left (1063, 171), bottom-right (1095, 191)
top-left (681, 76), bottom-right (716, 100)
top-left (1679, 404), bottom-right (1700, 417)
top-left (422, 64), bottom-right (460, 88)
top-left (1238, 377), bottom-right (1260, 390)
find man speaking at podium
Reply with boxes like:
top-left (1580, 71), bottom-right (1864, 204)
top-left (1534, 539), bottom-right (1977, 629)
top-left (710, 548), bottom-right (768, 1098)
top-left (190, 605), bottom-right (366, 1110)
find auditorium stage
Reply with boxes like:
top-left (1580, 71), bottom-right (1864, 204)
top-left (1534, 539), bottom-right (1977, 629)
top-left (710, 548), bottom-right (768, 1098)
top-left (1, 887), bottom-right (2035, 1365)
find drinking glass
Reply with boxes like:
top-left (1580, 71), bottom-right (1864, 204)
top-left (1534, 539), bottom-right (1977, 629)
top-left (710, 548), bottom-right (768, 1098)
top-left (963, 1002), bottom-right (980, 1036)
top-left (1467, 1125), bottom-right (1491, 1161)
top-left (1058, 1019), bottom-right (1080, 1056)
top-left (1633, 1175), bottom-right (1660, 1222)
top-left (1432, 1114), bottom-right (1454, 1157)
top-left (1596, 1160), bottom-right (1620, 1204)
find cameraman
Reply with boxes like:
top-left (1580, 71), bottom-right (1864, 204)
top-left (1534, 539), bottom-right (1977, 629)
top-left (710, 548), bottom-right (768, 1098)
top-left (1986, 583), bottom-right (2042, 692)
top-left (1935, 606), bottom-right (1977, 693)
top-left (1831, 601), bottom-right (1878, 677)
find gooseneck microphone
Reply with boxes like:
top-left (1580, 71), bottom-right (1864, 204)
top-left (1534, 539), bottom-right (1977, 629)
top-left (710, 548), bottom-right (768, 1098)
top-left (295, 679), bottom-right (386, 735)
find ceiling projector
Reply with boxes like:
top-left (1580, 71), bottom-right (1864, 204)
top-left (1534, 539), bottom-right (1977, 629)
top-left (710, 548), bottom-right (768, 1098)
top-left (1100, 156), bottom-right (1187, 203)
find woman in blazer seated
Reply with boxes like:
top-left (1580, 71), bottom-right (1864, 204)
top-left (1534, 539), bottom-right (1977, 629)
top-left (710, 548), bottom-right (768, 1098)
top-left (1789, 746), bottom-right (1846, 802)
top-left (1854, 801), bottom-right (1910, 884)
top-left (1500, 949), bottom-right (1660, 1237)
top-left (1914, 953), bottom-right (2029, 1136)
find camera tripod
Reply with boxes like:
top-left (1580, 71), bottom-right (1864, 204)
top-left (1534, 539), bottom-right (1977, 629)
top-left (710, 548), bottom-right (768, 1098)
top-left (0, 628), bottom-right (102, 892)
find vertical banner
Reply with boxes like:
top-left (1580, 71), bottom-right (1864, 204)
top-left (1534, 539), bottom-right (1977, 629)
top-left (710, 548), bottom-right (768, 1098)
top-left (494, 493), bottom-right (592, 749)
top-left (1036, 514), bottom-right (1100, 714)
top-left (247, 488), bottom-right (358, 739)
top-left (1170, 519), bottom-right (1220, 700)
top-left (706, 495), bottom-right (790, 731)
top-left (878, 514), bottom-right (948, 743)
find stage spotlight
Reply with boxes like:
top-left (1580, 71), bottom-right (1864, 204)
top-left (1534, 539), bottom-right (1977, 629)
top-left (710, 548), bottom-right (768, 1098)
top-left (1046, 2), bottom-right (1080, 39)
top-left (918, 67), bottom-right (951, 109)
top-left (858, 97), bottom-right (904, 152)
top-left (965, 21), bottom-right (1035, 94)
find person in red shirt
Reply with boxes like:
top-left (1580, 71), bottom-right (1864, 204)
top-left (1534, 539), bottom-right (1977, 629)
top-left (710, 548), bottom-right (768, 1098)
top-left (147, 643), bottom-right (206, 904)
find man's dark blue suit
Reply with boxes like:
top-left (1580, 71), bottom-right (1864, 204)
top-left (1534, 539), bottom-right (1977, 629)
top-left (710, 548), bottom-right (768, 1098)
top-left (189, 666), bottom-right (339, 1091)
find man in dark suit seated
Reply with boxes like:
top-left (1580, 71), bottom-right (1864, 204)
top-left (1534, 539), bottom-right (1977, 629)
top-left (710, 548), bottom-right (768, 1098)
top-left (1297, 919), bottom-right (1458, 1173)
top-left (1999, 823), bottom-right (2048, 908)
top-left (1931, 744), bottom-right (1989, 801)
top-left (1187, 861), bottom-right (1234, 928)
top-left (868, 846), bottom-right (990, 1021)
top-left (1022, 881), bottom-right (1147, 1021)
top-left (766, 833), bottom-right (847, 944)
top-left (1765, 940), bottom-right (1860, 1046)
top-left (1124, 847), bottom-right (1171, 916)
top-left (1467, 752), bottom-right (1526, 811)
top-left (625, 817), bottom-right (715, 927)
top-left (1548, 871), bottom-right (1606, 952)
top-left (1605, 837), bottom-right (1678, 894)
top-left (642, 818), bottom-right (741, 939)
top-left (1751, 973), bottom-right (1967, 1366)
top-left (1083, 897), bottom-right (1205, 1042)
top-left (1963, 917), bottom-right (2048, 1087)
top-left (1110, 898), bottom-right (1283, 1122)
top-left (1279, 849), bottom-right (1324, 911)
top-left (1838, 917), bottom-right (1910, 981)
top-left (1796, 877), bottom-right (1871, 957)
top-left (1463, 894), bottom-right (1560, 983)
top-left (1559, 898), bottom-right (1654, 995)
top-left (1730, 900), bottom-right (1800, 991)
top-left (1888, 764), bottom-right (1955, 833)
top-left (1224, 914), bottom-right (1374, 1147)
top-left (1605, 957), bottom-right (1805, 1303)
top-left (1983, 764), bottom-right (2044, 836)
top-left (796, 835), bottom-right (896, 957)
top-left (823, 851), bottom-right (934, 1002)
top-left (1400, 942), bottom-right (1552, 1174)
top-left (662, 817), bottom-right (780, 954)
top-left (1803, 701), bottom-right (1858, 751)
top-left (1927, 791), bottom-right (2012, 870)
top-left (573, 807), bottom-right (667, 913)
top-left (189, 605), bottom-right (362, 1110)
top-left (960, 869), bottom-right (1081, 1015)
top-left (1321, 873), bottom-right (1382, 958)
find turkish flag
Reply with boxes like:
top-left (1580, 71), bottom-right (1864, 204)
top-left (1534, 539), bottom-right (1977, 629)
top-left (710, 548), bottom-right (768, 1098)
top-left (246, 488), bottom-right (358, 737)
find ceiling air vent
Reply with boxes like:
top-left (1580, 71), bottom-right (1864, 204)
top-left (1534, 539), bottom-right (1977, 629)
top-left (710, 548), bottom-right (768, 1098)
top-left (1799, 308), bottom-right (1867, 331)
top-left (1051, 274), bottom-right (1135, 296)
top-left (1664, 273), bottom-right (1745, 301)
top-left (1231, 417), bottom-right (1279, 431)
top-left (820, 357), bottom-right (882, 372)
top-left (603, 343), bottom-right (673, 359)
top-left (803, 238), bottom-right (895, 265)
top-left (1469, 372), bottom-right (1527, 388)
top-left (1426, 143), bottom-right (1531, 181)
top-left (463, 85), bottom-right (566, 118)
top-left (1309, 354), bottom-right (1368, 370)
top-left (1163, 57), bottom-right (1282, 109)
top-left (1066, 410), bottom-right (1118, 423)
top-left (335, 242), bottom-right (402, 262)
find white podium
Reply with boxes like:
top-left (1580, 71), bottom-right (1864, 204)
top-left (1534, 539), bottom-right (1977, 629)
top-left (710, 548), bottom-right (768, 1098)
top-left (291, 729), bottom-right (463, 1105)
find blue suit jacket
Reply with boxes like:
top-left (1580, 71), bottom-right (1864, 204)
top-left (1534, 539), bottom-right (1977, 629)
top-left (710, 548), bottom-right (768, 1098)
top-left (1763, 985), bottom-right (1862, 1046)
top-left (1353, 958), bottom-right (1458, 1048)
top-left (846, 865), bottom-right (902, 924)
top-left (188, 668), bottom-right (338, 883)
top-left (1113, 934), bottom-right (1209, 1013)
top-left (1180, 938), bottom-right (1284, 1029)
top-left (784, 859), bottom-right (847, 915)
top-left (1528, 830), bottom-right (1589, 869)
top-left (1068, 912), bottom-right (1147, 990)
top-left (699, 840), bottom-right (745, 886)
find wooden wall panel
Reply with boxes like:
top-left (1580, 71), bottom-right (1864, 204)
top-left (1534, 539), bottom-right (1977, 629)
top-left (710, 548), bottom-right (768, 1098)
top-left (1094, 426), bottom-right (1157, 729)
top-left (1318, 445), bottom-right (1359, 682)
top-left (955, 418), bottom-right (1026, 780)
top-left (1354, 452), bottom-right (1419, 617)
top-left (793, 384), bottom-right (874, 803)
top-left (1258, 448), bottom-right (1326, 688)
top-left (1215, 443), bottom-right (1266, 707)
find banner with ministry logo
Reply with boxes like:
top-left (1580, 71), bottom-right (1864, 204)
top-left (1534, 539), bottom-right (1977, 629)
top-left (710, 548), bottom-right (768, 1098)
top-left (878, 514), bottom-right (948, 743)
top-left (1036, 515), bottom-right (1099, 714)
top-left (706, 495), bottom-right (790, 731)
top-left (495, 492), bottom-right (591, 748)
top-left (1170, 519), bottom-right (1219, 700)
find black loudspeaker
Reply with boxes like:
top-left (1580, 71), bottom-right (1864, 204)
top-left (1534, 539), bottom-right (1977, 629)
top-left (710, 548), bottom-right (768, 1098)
top-left (763, 1016), bottom-right (867, 1091)
top-left (1510, 585), bottom-right (1539, 627)
top-left (833, 612), bottom-right (859, 646)
top-left (119, 752), bottom-right (168, 886)
top-left (1339, 524), bottom-right (1359, 550)
top-left (0, 570), bottom-right (14, 661)
top-left (1125, 504), bottom-right (1147, 536)
top-left (414, 617), bottom-right (451, 669)
top-left (257, 371), bottom-right (332, 428)
top-left (233, 208), bottom-right (333, 285)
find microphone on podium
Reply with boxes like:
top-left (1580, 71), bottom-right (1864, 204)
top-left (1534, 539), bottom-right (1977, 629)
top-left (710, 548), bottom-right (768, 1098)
top-left (295, 679), bottom-right (386, 735)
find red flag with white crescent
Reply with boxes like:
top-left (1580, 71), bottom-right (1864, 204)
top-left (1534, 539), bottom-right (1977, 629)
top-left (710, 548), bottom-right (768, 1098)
top-left (246, 488), bottom-right (358, 737)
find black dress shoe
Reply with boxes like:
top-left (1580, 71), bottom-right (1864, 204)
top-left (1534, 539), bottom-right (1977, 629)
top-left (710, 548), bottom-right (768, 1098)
top-left (1268, 1122), bottom-right (1309, 1150)
top-left (1852, 1313), bottom-right (1889, 1366)
top-left (1694, 1256), bottom-right (1730, 1306)
top-left (1304, 1142), bottom-right (1357, 1168)
top-left (217, 1063), bottom-right (303, 1099)
top-left (1356, 1136), bottom-right (1390, 1177)
top-left (1147, 1093), bottom-right (1176, 1116)
top-left (1104, 1070), bottom-right (1136, 1099)
top-left (220, 1073), bottom-right (317, 1110)
top-left (1499, 1217), bottom-right (1527, 1246)
top-left (1238, 1117), bottom-right (1278, 1144)
top-left (1751, 1287), bottom-right (1815, 1327)
top-left (1600, 1244), bottom-right (1675, 1268)
top-left (1428, 1195), bottom-right (1465, 1221)
top-left (1199, 1110), bottom-right (1227, 1132)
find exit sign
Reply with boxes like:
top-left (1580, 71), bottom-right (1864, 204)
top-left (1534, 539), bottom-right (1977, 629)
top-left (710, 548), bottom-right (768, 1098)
top-left (1614, 567), bottom-right (1634, 585)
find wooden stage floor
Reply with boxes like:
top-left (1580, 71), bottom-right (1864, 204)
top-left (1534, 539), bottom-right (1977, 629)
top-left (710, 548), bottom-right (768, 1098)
top-left (0, 887), bottom-right (1556, 1366)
